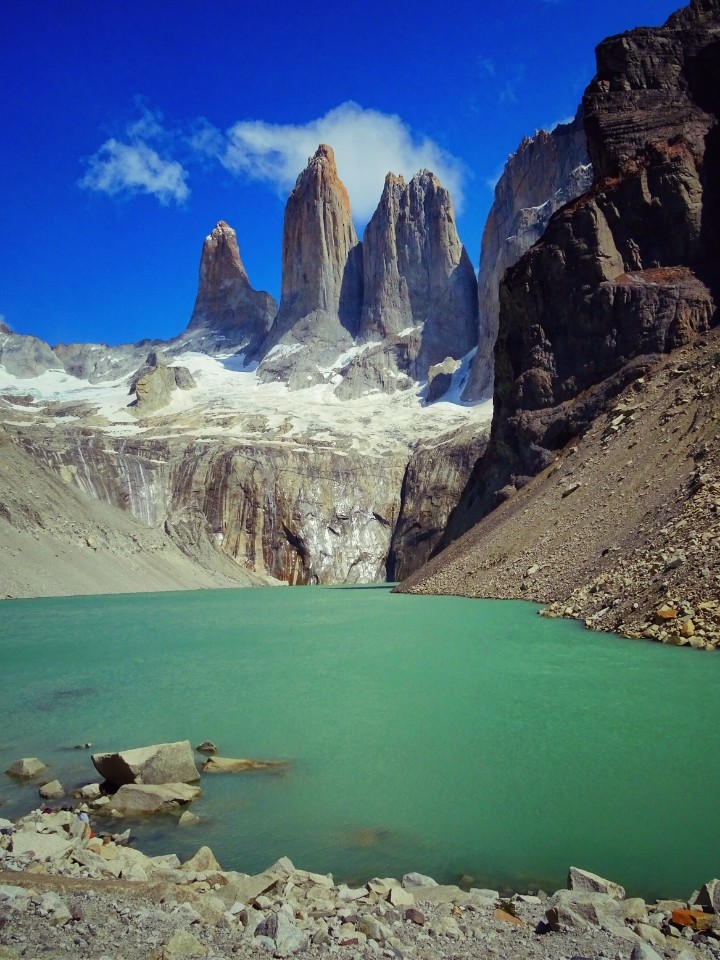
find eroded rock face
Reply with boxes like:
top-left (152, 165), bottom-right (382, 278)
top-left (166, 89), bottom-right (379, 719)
top-left (360, 170), bottom-right (478, 381)
top-left (465, 111), bottom-right (593, 400)
top-left (183, 220), bottom-right (277, 355)
top-left (442, 0), bottom-right (720, 543)
top-left (257, 145), bottom-right (363, 387)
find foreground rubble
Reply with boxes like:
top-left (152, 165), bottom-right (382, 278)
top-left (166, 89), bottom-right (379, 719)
top-left (1, 807), bottom-right (719, 960)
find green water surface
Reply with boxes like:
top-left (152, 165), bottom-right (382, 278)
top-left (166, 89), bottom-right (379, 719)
top-left (1, 585), bottom-right (718, 899)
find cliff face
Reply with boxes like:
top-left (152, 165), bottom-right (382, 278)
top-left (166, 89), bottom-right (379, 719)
top-left (464, 112), bottom-right (593, 400)
top-left (5, 417), bottom-right (488, 587)
top-left (257, 145), bottom-right (364, 388)
top-left (183, 220), bottom-right (277, 355)
top-left (441, 0), bottom-right (720, 543)
top-left (358, 171), bottom-right (478, 382)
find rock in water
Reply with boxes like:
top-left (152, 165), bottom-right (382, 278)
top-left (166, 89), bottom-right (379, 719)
top-left (200, 756), bottom-right (287, 774)
top-left (39, 780), bottom-right (65, 799)
top-left (91, 740), bottom-right (199, 785)
top-left (183, 220), bottom-right (277, 355)
top-left (5, 758), bottom-right (47, 779)
top-left (358, 170), bottom-right (477, 383)
top-left (465, 109), bottom-right (592, 399)
top-left (257, 144), bottom-right (363, 388)
top-left (109, 782), bottom-right (201, 816)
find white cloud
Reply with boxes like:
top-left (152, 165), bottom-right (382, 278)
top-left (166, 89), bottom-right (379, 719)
top-left (80, 107), bottom-right (189, 205)
top-left (209, 102), bottom-right (465, 224)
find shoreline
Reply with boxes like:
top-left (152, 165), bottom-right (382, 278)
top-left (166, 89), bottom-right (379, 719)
top-left (2, 803), bottom-right (719, 960)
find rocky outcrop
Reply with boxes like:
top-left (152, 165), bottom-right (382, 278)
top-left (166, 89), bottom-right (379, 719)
top-left (0, 326), bottom-right (62, 378)
top-left (257, 145), bottom-right (363, 388)
top-left (129, 351), bottom-right (196, 416)
top-left (182, 220), bottom-right (277, 355)
top-left (387, 424), bottom-right (489, 582)
top-left (464, 111), bottom-right (593, 400)
top-left (358, 170), bottom-right (478, 381)
top-left (438, 0), bottom-right (720, 544)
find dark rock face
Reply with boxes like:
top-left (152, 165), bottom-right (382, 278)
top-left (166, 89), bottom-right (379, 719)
top-left (465, 111), bottom-right (593, 400)
top-left (441, 0), bottom-right (720, 544)
top-left (360, 170), bottom-right (478, 381)
top-left (183, 220), bottom-right (277, 355)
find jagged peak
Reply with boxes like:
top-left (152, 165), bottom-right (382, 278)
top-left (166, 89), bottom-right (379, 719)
top-left (308, 143), bottom-right (336, 167)
top-left (199, 220), bottom-right (249, 287)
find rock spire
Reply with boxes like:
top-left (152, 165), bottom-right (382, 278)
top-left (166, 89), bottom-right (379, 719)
top-left (184, 220), bottom-right (277, 355)
top-left (359, 170), bottom-right (478, 380)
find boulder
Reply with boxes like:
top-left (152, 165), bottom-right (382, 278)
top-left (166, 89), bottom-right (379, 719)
top-left (199, 756), bottom-right (286, 774)
top-left (255, 906), bottom-right (309, 957)
top-left (5, 758), bottom-right (47, 779)
top-left (545, 889), bottom-right (641, 941)
top-left (154, 930), bottom-right (208, 959)
top-left (108, 782), bottom-right (201, 816)
top-left (181, 845), bottom-right (221, 872)
top-left (630, 945), bottom-right (664, 960)
top-left (10, 830), bottom-right (73, 860)
top-left (178, 810), bottom-right (200, 827)
top-left (402, 871), bottom-right (438, 889)
top-left (693, 879), bottom-right (720, 914)
top-left (38, 780), bottom-right (64, 799)
top-left (568, 866), bottom-right (626, 900)
top-left (92, 740), bottom-right (199, 785)
top-left (194, 740), bottom-right (218, 754)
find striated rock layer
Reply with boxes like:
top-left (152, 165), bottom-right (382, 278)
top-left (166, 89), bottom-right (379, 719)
top-left (465, 111), bottom-right (593, 400)
top-left (436, 0), bottom-right (720, 547)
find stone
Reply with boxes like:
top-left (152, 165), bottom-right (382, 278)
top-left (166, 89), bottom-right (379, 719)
top-left (255, 909), bottom-right (310, 957)
top-left (91, 740), bottom-right (199, 785)
top-left (194, 740), bottom-right (217, 754)
top-left (402, 872), bottom-right (439, 889)
top-left (630, 945), bottom-right (664, 960)
top-left (671, 908), bottom-right (715, 932)
top-left (680, 619), bottom-right (696, 638)
top-left (5, 758), bottom-right (47, 779)
top-left (10, 830), bottom-right (73, 860)
top-left (199, 756), bottom-right (287, 774)
top-left (80, 783), bottom-right (102, 800)
top-left (693, 879), bottom-right (720, 913)
top-left (404, 906), bottom-right (426, 925)
top-left (181, 845), bottom-right (222, 872)
top-left (357, 915), bottom-right (390, 942)
top-left (568, 866), bottom-right (626, 900)
top-left (634, 922), bottom-right (667, 947)
top-left (655, 604), bottom-right (678, 622)
top-left (388, 885), bottom-right (415, 906)
top-left (493, 908), bottom-right (525, 926)
top-left (108, 782), bottom-right (201, 816)
top-left (545, 889), bottom-right (639, 940)
top-left (38, 779), bottom-right (64, 799)
top-left (178, 810), bottom-right (200, 827)
top-left (159, 930), bottom-right (208, 959)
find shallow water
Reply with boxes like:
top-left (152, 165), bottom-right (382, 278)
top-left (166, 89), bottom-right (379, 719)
top-left (1, 585), bottom-right (718, 898)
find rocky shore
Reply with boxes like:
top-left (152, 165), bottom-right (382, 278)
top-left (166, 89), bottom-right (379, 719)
top-left (2, 801), bottom-right (720, 960)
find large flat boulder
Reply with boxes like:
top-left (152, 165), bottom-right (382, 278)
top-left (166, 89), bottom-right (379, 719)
top-left (568, 865), bottom-right (626, 900)
top-left (108, 782), bottom-right (201, 816)
top-left (92, 741), bottom-right (199, 785)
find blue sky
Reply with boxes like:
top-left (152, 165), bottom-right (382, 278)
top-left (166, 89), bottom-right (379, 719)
top-left (2, 0), bottom-right (682, 347)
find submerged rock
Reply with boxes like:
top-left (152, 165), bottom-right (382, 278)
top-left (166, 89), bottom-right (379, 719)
top-left (199, 756), bottom-right (287, 774)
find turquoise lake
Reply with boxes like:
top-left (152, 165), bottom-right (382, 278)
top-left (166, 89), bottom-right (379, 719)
top-left (1, 585), bottom-right (718, 899)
